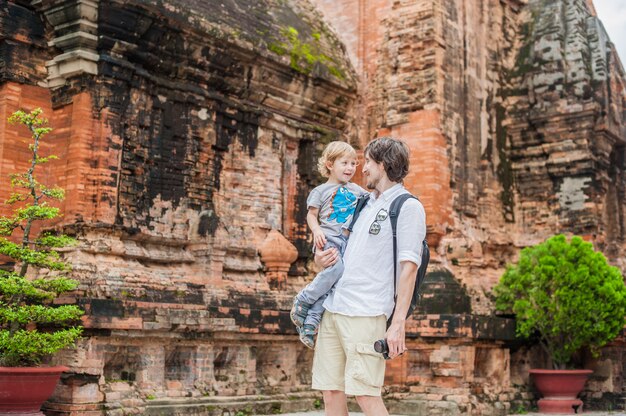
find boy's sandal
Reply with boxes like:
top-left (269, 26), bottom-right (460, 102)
top-left (298, 324), bottom-right (316, 349)
top-left (290, 297), bottom-right (311, 328)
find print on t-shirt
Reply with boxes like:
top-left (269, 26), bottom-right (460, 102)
top-left (328, 186), bottom-right (358, 224)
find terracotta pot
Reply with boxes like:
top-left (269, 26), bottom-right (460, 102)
top-left (0, 366), bottom-right (68, 416)
top-left (529, 369), bottom-right (593, 414)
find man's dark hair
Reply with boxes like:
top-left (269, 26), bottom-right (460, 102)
top-left (364, 137), bottom-right (410, 182)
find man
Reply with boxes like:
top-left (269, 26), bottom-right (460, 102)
top-left (311, 137), bottom-right (426, 416)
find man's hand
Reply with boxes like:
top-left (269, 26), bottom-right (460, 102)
top-left (313, 229), bottom-right (327, 250)
top-left (385, 320), bottom-right (407, 359)
top-left (314, 246), bottom-right (339, 268)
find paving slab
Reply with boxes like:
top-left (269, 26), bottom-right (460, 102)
top-left (512, 413), bottom-right (626, 416)
top-left (258, 412), bottom-right (626, 416)
top-left (252, 413), bottom-right (406, 416)
top-left (250, 413), bottom-right (409, 416)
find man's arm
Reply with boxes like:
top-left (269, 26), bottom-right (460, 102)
top-left (385, 260), bottom-right (418, 358)
top-left (385, 197), bottom-right (426, 359)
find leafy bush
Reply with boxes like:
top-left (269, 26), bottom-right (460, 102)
top-left (494, 234), bottom-right (626, 369)
top-left (0, 108), bottom-right (83, 367)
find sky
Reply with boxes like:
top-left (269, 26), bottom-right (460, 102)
top-left (593, 0), bottom-right (626, 68)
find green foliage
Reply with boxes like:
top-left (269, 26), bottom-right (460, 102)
top-left (0, 304), bottom-right (83, 325)
top-left (513, 404), bottom-right (529, 414)
top-left (37, 233), bottom-right (77, 248)
top-left (0, 238), bottom-right (68, 271)
top-left (0, 108), bottom-right (83, 367)
top-left (267, 26), bottom-right (345, 79)
top-left (0, 273), bottom-right (78, 302)
top-left (0, 328), bottom-right (82, 367)
top-left (493, 235), bottom-right (626, 369)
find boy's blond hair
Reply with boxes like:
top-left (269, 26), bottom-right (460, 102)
top-left (317, 141), bottom-right (358, 178)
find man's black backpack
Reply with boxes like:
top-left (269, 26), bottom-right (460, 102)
top-left (347, 193), bottom-right (430, 325)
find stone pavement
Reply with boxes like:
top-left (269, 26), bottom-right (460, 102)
top-left (510, 414), bottom-right (625, 416)
top-left (257, 412), bottom-right (626, 416)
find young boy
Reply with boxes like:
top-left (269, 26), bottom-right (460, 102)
top-left (290, 141), bottom-right (366, 348)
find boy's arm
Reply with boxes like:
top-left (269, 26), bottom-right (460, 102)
top-left (307, 207), bottom-right (327, 249)
top-left (306, 207), bottom-right (320, 231)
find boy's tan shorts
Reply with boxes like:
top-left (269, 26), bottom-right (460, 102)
top-left (311, 311), bottom-right (386, 396)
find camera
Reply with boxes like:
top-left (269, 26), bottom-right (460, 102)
top-left (373, 339), bottom-right (390, 360)
top-left (374, 339), bottom-right (406, 360)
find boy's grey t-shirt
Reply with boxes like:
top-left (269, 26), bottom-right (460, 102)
top-left (307, 182), bottom-right (367, 237)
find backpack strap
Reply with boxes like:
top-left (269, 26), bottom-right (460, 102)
top-left (346, 194), bottom-right (370, 233)
top-left (388, 193), bottom-right (418, 326)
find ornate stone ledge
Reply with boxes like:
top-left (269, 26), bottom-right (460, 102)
top-left (32, 0), bottom-right (100, 87)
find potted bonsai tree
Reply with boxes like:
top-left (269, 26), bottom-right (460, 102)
top-left (0, 108), bottom-right (83, 415)
top-left (493, 234), bottom-right (626, 414)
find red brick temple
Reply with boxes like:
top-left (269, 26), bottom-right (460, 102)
top-left (0, 0), bottom-right (624, 414)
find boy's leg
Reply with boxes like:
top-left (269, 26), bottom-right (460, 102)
top-left (298, 259), bottom-right (343, 304)
top-left (305, 293), bottom-right (326, 328)
top-left (290, 295), bottom-right (312, 328)
top-left (292, 260), bottom-right (342, 327)
top-left (292, 235), bottom-right (345, 327)
top-left (297, 294), bottom-right (327, 349)
top-left (297, 235), bottom-right (345, 304)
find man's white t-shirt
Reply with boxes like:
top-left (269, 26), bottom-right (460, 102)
top-left (322, 183), bottom-right (427, 320)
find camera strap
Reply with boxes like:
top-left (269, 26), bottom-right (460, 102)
top-left (346, 194), bottom-right (370, 233)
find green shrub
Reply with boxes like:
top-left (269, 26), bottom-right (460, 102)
top-left (313, 398), bottom-right (322, 409)
top-left (493, 234), bottom-right (626, 369)
top-left (0, 108), bottom-right (83, 367)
